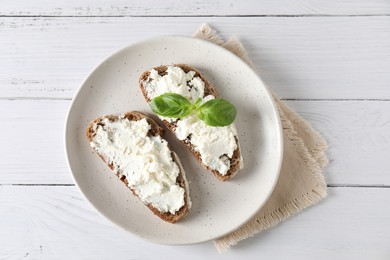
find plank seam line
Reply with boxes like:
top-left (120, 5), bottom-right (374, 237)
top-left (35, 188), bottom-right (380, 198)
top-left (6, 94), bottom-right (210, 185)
top-left (4, 184), bottom-right (76, 186)
top-left (0, 14), bottom-right (389, 18)
top-left (327, 184), bottom-right (390, 188)
top-left (0, 97), bottom-right (72, 101)
top-left (282, 98), bottom-right (390, 101)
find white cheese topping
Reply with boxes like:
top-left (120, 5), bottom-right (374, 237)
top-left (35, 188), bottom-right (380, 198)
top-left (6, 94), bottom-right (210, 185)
top-left (144, 66), bottom-right (242, 175)
top-left (145, 66), bottom-right (205, 102)
top-left (90, 117), bottom-right (185, 214)
top-left (175, 109), bottom-right (238, 175)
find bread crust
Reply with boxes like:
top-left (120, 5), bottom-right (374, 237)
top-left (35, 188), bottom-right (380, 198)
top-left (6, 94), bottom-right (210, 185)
top-left (86, 111), bottom-right (191, 223)
top-left (139, 64), bottom-right (242, 181)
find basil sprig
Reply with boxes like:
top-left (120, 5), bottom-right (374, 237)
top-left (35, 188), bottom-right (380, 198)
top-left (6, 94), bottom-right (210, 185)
top-left (150, 93), bottom-right (237, 127)
top-left (149, 93), bottom-right (193, 118)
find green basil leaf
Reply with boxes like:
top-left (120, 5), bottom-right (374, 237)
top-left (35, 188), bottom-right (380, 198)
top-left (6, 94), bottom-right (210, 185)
top-left (192, 97), bottom-right (202, 109)
top-left (150, 93), bottom-right (192, 118)
top-left (197, 98), bottom-right (237, 126)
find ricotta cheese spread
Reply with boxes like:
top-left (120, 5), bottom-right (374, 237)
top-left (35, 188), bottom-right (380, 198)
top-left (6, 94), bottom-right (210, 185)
top-left (90, 117), bottom-right (185, 214)
top-left (175, 108), bottom-right (238, 175)
top-left (144, 66), bottom-right (242, 175)
top-left (145, 66), bottom-right (205, 102)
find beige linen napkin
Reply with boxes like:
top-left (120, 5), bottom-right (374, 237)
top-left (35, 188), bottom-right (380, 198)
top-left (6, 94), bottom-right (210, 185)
top-left (193, 24), bottom-right (329, 252)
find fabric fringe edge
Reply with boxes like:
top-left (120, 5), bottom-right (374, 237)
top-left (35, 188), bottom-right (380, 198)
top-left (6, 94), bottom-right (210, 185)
top-left (278, 102), bottom-right (327, 187)
top-left (275, 94), bottom-right (329, 168)
top-left (192, 23), bottom-right (225, 46)
top-left (214, 103), bottom-right (328, 253)
top-left (222, 36), bottom-right (255, 68)
top-left (213, 180), bottom-right (327, 253)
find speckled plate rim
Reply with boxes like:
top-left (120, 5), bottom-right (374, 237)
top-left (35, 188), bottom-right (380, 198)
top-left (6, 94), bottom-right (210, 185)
top-left (64, 35), bottom-right (283, 245)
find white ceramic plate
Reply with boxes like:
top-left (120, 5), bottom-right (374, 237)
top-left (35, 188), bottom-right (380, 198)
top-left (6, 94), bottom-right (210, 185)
top-left (65, 36), bottom-right (283, 245)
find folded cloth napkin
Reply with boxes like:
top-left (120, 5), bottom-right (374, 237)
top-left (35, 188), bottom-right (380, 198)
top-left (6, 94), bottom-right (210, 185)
top-left (193, 24), bottom-right (329, 252)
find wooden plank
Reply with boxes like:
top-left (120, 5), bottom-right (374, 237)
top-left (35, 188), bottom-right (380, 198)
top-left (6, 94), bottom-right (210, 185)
top-left (287, 100), bottom-right (390, 186)
top-left (0, 186), bottom-right (388, 259)
top-left (1, 99), bottom-right (389, 186)
top-left (0, 100), bottom-right (70, 184)
top-left (1, 0), bottom-right (389, 16)
top-left (0, 17), bottom-right (389, 99)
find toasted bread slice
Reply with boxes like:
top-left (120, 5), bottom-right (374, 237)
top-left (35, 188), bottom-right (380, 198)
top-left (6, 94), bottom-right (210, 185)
top-left (86, 111), bottom-right (191, 223)
top-left (139, 65), bottom-right (243, 181)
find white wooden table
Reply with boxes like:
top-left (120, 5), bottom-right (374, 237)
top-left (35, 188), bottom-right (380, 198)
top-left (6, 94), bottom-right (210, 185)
top-left (1, 1), bottom-right (390, 259)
